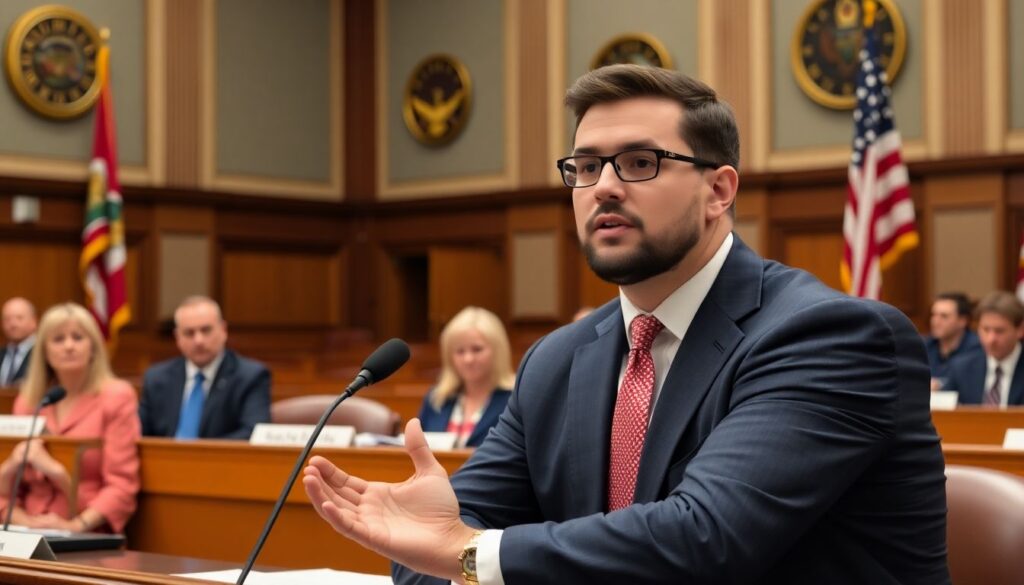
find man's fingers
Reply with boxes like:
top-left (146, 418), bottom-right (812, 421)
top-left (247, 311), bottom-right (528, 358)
top-left (308, 456), bottom-right (369, 494)
top-left (404, 419), bottom-right (445, 477)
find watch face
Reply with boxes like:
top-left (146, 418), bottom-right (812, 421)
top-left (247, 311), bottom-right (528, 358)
top-left (4, 5), bottom-right (103, 119)
top-left (790, 0), bottom-right (906, 110)
top-left (591, 33), bottom-right (673, 70)
top-left (402, 54), bottom-right (472, 147)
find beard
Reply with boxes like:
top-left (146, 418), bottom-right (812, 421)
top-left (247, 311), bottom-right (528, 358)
top-left (581, 201), bottom-right (700, 285)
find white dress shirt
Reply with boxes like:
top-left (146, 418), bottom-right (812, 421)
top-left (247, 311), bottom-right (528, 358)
top-left (985, 343), bottom-right (1021, 408)
top-left (473, 233), bottom-right (734, 585)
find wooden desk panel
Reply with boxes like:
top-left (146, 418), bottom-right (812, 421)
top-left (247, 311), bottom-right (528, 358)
top-left (127, 438), bottom-right (472, 575)
top-left (931, 408), bottom-right (1024, 445)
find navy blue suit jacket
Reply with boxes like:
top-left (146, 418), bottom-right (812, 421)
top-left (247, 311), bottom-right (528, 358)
top-left (417, 388), bottom-right (512, 448)
top-left (138, 349), bottom-right (271, 439)
top-left (394, 237), bottom-right (949, 585)
top-left (945, 345), bottom-right (1024, 405)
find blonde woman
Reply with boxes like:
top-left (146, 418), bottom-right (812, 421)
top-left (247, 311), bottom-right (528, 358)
top-left (417, 307), bottom-right (516, 447)
top-left (0, 303), bottom-right (140, 533)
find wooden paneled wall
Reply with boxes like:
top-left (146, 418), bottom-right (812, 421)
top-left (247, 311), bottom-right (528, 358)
top-left (3, 156), bottom-right (1024, 350)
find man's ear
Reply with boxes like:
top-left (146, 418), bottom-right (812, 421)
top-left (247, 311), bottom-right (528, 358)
top-left (706, 165), bottom-right (739, 220)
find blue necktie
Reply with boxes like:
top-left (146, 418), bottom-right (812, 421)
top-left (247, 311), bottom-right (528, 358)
top-left (175, 372), bottom-right (205, 439)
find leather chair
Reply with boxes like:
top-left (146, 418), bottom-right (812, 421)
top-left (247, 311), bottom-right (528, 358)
top-left (270, 395), bottom-right (402, 436)
top-left (946, 464), bottom-right (1024, 584)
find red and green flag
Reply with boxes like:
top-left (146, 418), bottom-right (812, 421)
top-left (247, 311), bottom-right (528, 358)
top-left (80, 34), bottom-right (130, 351)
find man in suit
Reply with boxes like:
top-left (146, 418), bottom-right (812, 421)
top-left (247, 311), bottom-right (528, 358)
top-left (924, 291), bottom-right (981, 389)
top-left (0, 297), bottom-right (36, 386)
top-left (303, 65), bottom-right (949, 584)
top-left (139, 296), bottom-right (270, 439)
top-left (946, 290), bottom-right (1024, 406)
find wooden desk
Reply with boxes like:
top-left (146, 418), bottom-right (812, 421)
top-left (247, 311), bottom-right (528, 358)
top-left (931, 407), bottom-right (1024, 445)
top-left (127, 438), bottom-right (472, 575)
top-left (943, 443), bottom-right (1024, 477)
top-left (0, 552), bottom-right (227, 584)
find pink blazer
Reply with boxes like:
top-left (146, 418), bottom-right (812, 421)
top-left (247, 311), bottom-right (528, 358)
top-left (8, 379), bottom-right (141, 532)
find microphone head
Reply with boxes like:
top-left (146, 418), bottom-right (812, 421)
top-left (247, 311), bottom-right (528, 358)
top-left (41, 386), bottom-right (67, 407)
top-left (360, 338), bottom-right (410, 385)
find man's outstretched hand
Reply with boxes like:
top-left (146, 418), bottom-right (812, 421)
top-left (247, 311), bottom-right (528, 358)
top-left (303, 418), bottom-right (477, 581)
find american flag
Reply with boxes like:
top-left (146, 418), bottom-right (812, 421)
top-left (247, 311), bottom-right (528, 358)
top-left (840, 3), bottom-right (918, 300)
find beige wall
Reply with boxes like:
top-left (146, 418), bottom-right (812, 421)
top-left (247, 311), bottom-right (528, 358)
top-left (1012, 0), bottom-right (1024, 130)
top-left (214, 0), bottom-right (332, 183)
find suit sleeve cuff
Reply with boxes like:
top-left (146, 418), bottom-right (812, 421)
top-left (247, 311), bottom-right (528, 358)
top-left (476, 529), bottom-right (505, 585)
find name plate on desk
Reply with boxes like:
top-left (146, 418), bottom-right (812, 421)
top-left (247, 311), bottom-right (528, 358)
top-left (0, 416), bottom-right (45, 438)
top-left (249, 423), bottom-right (356, 448)
top-left (930, 391), bottom-right (959, 411)
top-left (0, 530), bottom-right (56, 560)
top-left (1003, 428), bottom-right (1024, 450)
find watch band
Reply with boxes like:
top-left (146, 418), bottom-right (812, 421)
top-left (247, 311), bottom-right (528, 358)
top-left (458, 529), bottom-right (484, 584)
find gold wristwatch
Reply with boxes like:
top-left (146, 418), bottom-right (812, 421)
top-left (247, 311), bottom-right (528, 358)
top-left (458, 530), bottom-right (483, 584)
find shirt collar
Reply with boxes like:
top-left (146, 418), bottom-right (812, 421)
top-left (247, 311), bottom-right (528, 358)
top-left (620, 232), bottom-right (734, 347)
top-left (988, 342), bottom-right (1022, 376)
top-left (185, 351), bottom-right (226, 385)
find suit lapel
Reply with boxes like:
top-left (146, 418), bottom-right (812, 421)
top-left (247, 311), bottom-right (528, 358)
top-left (634, 236), bottom-right (761, 503)
top-left (202, 351), bottom-right (235, 437)
top-left (167, 359), bottom-right (188, 435)
top-left (567, 308), bottom-right (627, 516)
top-left (1009, 345), bottom-right (1024, 405)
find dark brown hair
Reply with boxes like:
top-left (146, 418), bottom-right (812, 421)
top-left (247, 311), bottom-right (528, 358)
top-left (564, 64), bottom-right (740, 170)
top-left (976, 290), bottom-right (1024, 327)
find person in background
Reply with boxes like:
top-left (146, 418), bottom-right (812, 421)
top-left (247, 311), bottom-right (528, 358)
top-left (946, 290), bottom-right (1024, 406)
top-left (0, 297), bottom-right (37, 386)
top-left (0, 302), bottom-right (139, 533)
top-left (417, 307), bottom-right (515, 448)
top-left (139, 295), bottom-right (270, 439)
top-left (924, 292), bottom-right (981, 390)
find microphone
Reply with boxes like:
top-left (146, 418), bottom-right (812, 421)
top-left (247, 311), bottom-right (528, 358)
top-left (3, 386), bottom-right (67, 531)
top-left (236, 339), bottom-right (411, 585)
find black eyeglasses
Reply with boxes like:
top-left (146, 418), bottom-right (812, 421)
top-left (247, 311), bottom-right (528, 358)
top-left (555, 149), bottom-right (721, 188)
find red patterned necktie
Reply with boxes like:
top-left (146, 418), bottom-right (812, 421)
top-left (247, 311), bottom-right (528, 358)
top-left (608, 314), bottom-right (664, 511)
top-left (984, 365), bottom-right (1003, 407)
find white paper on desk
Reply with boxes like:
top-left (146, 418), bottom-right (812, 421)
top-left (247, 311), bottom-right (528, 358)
top-left (4, 524), bottom-right (72, 537)
top-left (1003, 428), bottom-right (1024, 450)
top-left (175, 568), bottom-right (392, 584)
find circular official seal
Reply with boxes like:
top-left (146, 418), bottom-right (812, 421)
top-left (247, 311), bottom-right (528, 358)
top-left (591, 33), bottom-right (673, 70)
top-left (791, 0), bottom-right (906, 110)
top-left (403, 54), bottom-right (472, 147)
top-left (4, 5), bottom-right (103, 119)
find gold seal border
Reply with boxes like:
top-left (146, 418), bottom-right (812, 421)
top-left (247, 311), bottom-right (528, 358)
top-left (789, 0), bottom-right (907, 110)
top-left (402, 53), bottom-right (473, 147)
top-left (590, 32), bottom-right (674, 71)
top-left (4, 4), bottom-right (103, 120)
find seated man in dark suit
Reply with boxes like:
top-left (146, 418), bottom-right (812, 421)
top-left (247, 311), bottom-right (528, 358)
top-left (303, 65), bottom-right (949, 584)
top-left (139, 296), bottom-right (271, 439)
top-left (946, 290), bottom-right (1024, 407)
top-left (924, 292), bottom-right (981, 390)
top-left (0, 297), bottom-right (36, 386)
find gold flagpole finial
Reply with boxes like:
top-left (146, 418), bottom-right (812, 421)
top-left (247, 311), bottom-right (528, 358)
top-left (863, 0), bottom-right (877, 28)
top-left (100, 27), bottom-right (110, 43)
